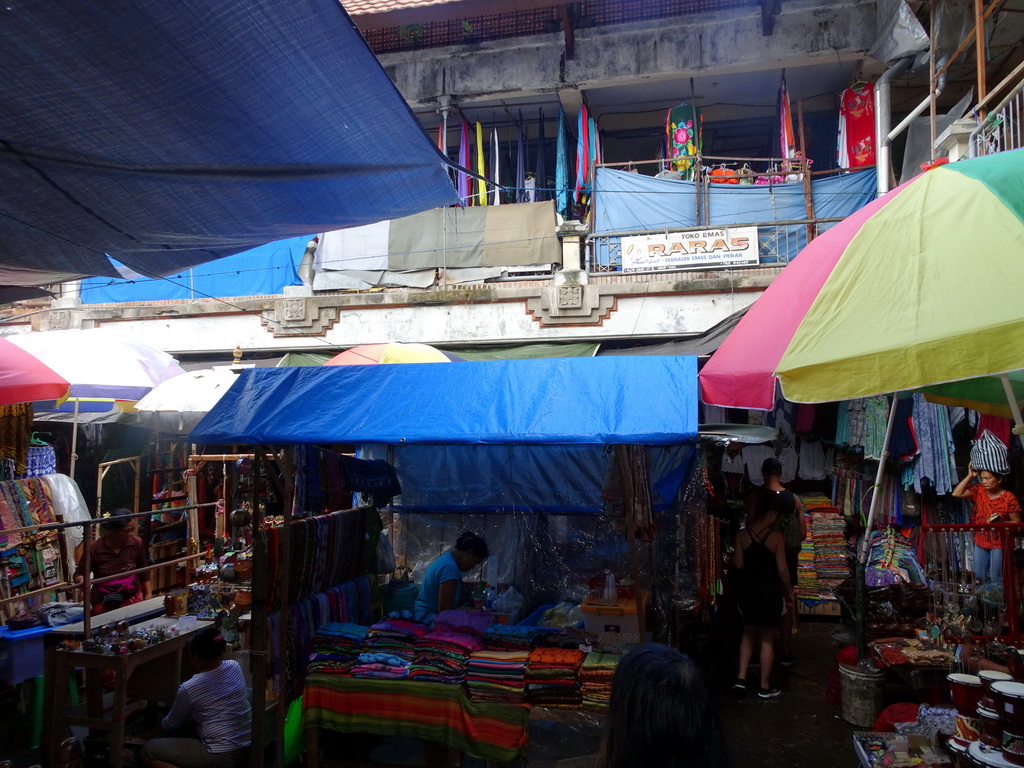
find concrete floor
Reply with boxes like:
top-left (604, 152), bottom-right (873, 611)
top-left (711, 618), bottom-right (862, 768)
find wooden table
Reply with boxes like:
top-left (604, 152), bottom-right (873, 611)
top-left (42, 600), bottom-right (195, 768)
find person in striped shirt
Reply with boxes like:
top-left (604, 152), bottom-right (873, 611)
top-left (143, 626), bottom-right (251, 768)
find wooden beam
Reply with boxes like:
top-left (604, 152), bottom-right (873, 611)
top-left (761, 0), bottom-right (782, 36)
top-left (558, 4), bottom-right (575, 61)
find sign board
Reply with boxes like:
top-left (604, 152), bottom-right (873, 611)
top-left (621, 226), bottom-right (759, 272)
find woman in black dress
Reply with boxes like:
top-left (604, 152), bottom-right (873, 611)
top-left (733, 491), bottom-right (793, 698)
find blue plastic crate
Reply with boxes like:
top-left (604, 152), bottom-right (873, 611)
top-left (0, 624), bottom-right (51, 685)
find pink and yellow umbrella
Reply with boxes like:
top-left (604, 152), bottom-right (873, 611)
top-left (700, 150), bottom-right (1024, 414)
top-left (325, 342), bottom-right (462, 366)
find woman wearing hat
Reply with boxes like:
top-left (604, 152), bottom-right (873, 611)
top-left (954, 464), bottom-right (1021, 586)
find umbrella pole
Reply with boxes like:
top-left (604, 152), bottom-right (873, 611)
top-left (856, 393), bottom-right (900, 659)
top-left (999, 374), bottom-right (1024, 435)
top-left (70, 399), bottom-right (80, 480)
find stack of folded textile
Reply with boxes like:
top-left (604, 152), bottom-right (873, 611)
top-left (432, 609), bottom-right (495, 637)
top-left (483, 624), bottom-right (555, 651)
top-left (351, 651), bottom-right (411, 679)
top-left (408, 629), bottom-right (483, 683)
top-left (362, 614), bottom-right (429, 664)
top-left (526, 647), bottom-right (584, 708)
top-left (465, 650), bottom-right (529, 703)
top-left (307, 622), bottom-right (369, 675)
top-left (579, 651), bottom-right (619, 712)
top-left (536, 628), bottom-right (589, 649)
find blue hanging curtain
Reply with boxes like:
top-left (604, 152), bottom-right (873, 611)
top-left (555, 108), bottom-right (569, 217)
top-left (535, 109), bottom-right (549, 202)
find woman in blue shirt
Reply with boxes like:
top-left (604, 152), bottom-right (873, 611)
top-left (415, 531), bottom-right (488, 614)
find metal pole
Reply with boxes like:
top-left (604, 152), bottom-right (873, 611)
top-left (856, 393), bottom-right (901, 659)
top-left (70, 399), bottom-right (80, 479)
top-left (1000, 374), bottom-right (1024, 434)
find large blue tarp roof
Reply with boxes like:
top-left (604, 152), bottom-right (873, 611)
top-left (0, 0), bottom-right (458, 290)
top-left (190, 356), bottom-right (699, 446)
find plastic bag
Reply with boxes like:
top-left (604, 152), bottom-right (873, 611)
top-left (375, 532), bottom-right (397, 574)
top-left (971, 429), bottom-right (1009, 474)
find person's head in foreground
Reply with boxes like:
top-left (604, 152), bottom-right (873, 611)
top-left (604, 643), bottom-right (728, 768)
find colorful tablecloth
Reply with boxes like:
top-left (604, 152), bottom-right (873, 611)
top-left (302, 674), bottom-right (531, 762)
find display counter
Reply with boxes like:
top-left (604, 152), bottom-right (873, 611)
top-left (42, 602), bottom-right (198, 768)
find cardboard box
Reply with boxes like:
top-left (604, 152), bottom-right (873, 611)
top-left (581, 591), bottom-right (648, 637)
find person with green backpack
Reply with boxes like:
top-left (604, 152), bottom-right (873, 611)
top-left (746, 458), bottom-right (806, 668)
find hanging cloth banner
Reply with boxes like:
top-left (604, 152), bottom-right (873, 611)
top-left (535, 109), bottom-right (548, 202)
top-left (490, 126), bottom-right (501, 205)
top-left (475, 121), bottom-right (488, 206)
top-left (457, 120), bottom-right (471, 204)
top-left (665, 102), bottom-right (701, 179)
top-left (575, 105), bottom-right (589, 203)
top-left (778, 74), bottom-right (796, 160)
top-left (516, 110), bottom-right (527, 204)
top-left (837, 82), bottom-right (876, 169)
top-left (555, 108), bottom-right (569, 217)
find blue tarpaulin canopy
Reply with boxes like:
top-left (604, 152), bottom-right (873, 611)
top-left (0, 0), bottom-right (458, 291)
top-left (189, 356), bottom-right (699, 446)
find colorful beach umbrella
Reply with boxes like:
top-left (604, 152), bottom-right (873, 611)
top-left (700, 150), bottom-right (1024, 412)
top-left (325, 342), bottom-right (463, 366)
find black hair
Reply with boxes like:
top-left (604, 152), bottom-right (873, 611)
top-left (761, 457), bottom-right (783, 477)
top-left (604, 643), bottom-right (727, 768)
top-left (748, 488), bottom-right (780, 523)
top-left (100, 508), bottom-right (133, 532)
top-left (187, 625), bottom-right (229, 661)
top-left (454, 530), bottom-right (488, 559)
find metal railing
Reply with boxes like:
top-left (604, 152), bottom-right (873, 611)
top-left (969, 63), bottom-right (1024, 158)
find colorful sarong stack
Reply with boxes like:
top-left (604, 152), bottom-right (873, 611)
top-left (351, 651), bottom-right (411, 680)
top-left (362, 616), bottom-right (429, 665)
top-left (466, 650), bottom-right (529, 703)
top-left (307, 622), bottom-right (369, 675)
top-left (579, 651), bottom-right (618, 712)
top-left (525, 647), bottom-right (584, 708)
top-left (408, 630), bottom-right (483, 683)
top-left (803, 495), bottom-right (849, 599)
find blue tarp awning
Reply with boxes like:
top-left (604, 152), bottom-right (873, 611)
top-left (189, 356), bottom-right (699, 446)
top-left (0, 0), bottom-right (458, 291)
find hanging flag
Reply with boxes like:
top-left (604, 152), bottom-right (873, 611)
top-left (574, 105), bottom-right (589, 203)
top-left (475, 121), bottom-right (487, 206)
top-left (516, 110), bottom-right (527, 204)
top-left (457, 120), bottom-right (471, 204)
top-left (490, 125), bottom-right (501, 205)
top-left (555, 108), bottom-right (569, 217)
top-left (778, 74), bottom-right (796, 160)
top-left (535, 109), bottom-right (548, 202)
top-left (665, 102), bottom-right (701, 179)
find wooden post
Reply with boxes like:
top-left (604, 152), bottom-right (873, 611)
top-left (614, 446), bottom-right (646, 640)
top-left (249, 452), bottom-right (268, 766)
top-left (976, 0), bottom-right (987, 112)
top-left (930, 2), bottom-right (938, 159)
top-left (797, 100), bottom-right (816, 245)
top-left (275, 447), bottom-right (297, 768)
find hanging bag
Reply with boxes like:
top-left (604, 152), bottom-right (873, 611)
top-left (970, 428), bottom-right (1010, 474)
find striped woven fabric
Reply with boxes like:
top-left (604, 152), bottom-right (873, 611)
top-left (303, 674), bottom-right (530, 762)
